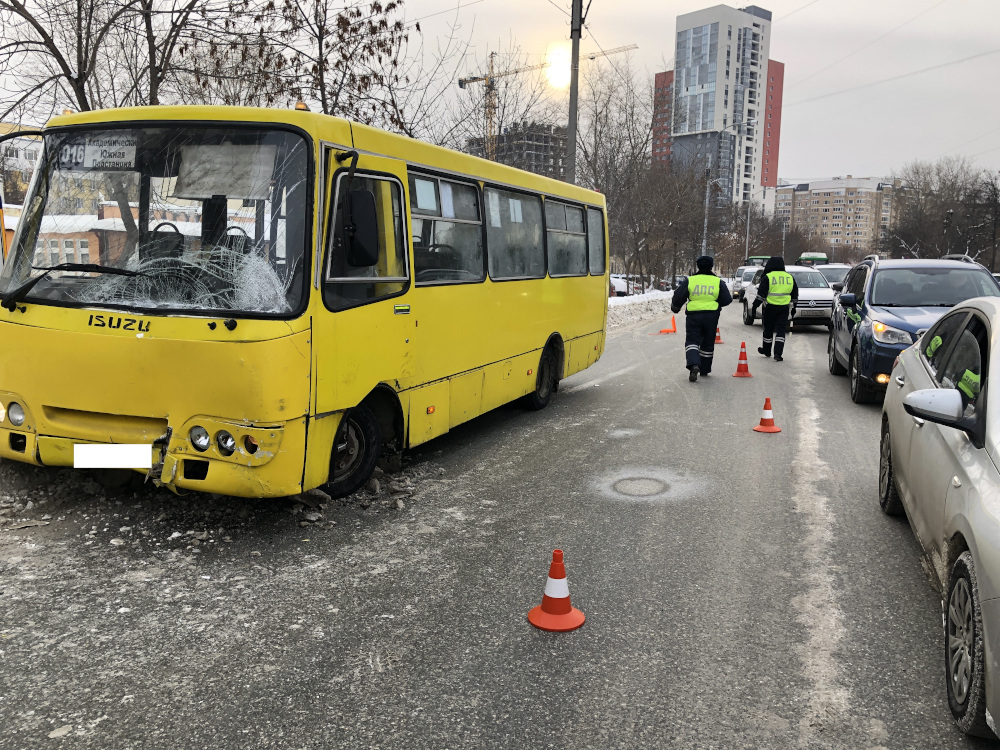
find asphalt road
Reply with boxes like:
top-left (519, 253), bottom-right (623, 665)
top-left (1, 306), bottom-right (995, 749)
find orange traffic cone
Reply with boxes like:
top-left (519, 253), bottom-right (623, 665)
top-left (732, 341), bottom-right (753, 378)
top-left (648, 315), bottom-right (677, 336)
top-left (528, 549), bottom-right (585, 632)
top-left (753, 397), bottom-right (782, 433)
top-left (715, 327), bottom-right (724, 344)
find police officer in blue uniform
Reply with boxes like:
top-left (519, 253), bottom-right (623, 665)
top-left (670, 255), bottom-right (733, 381)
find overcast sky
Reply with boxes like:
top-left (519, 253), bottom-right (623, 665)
top-left (409, 0), bottom-right (1000, 181)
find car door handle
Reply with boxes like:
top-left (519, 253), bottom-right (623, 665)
top-left (895, 376), bottom-right (905, 387)
top-left (912, 416), bottom-right (925, 427)
top-left (953, 476), bottom-right (962, 488)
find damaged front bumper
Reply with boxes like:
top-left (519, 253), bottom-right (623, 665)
top-left (0, 416), bottom-right (308, 498)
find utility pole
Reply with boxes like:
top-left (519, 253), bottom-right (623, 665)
top-left (566, 0), bottom-right (584, 184)
top-left (701, 156), bottom-right (713, 257)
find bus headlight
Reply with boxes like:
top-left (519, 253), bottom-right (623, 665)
top-left (7, 402), bottom-right (25, 426)
top-left (217, 430), bottom-right (236, 456)
top-left (189, 426), bottom-right (210, 452)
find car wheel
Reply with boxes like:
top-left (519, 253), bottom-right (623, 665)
top-left (849, 346), bottom-right (877, 404)
top-left (322, 405), bottom-right (381, 499)
top-left (743, 302), bottom-right (754, 326)
top-left (828, 330), bottom-right (846, 375)
top-left (878, 421), bottom-right (904, 515)
top-left (946, 552), bottom-right (993, 737)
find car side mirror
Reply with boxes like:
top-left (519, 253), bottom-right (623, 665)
top-left (903, 389), bottom-right (965, 426)
top-left (344, 190), bottom-right (380, 267)
top-left (831, 282), bottom-right (844, 292)
top-left (839, 292), bottom-right (856, 307)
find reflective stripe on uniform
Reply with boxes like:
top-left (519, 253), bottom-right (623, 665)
top-left (959, 369), bottom-right (981, 400)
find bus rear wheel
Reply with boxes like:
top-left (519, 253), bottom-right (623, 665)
top-left (525, 349), bottom-right (557, 411)
top-left (323, 405), bottom-right (381, 499)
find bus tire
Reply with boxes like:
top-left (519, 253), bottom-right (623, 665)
top-left (323, 405), bottom-right (381, 499)
top-left (525, 349), bottom-right (557, 411)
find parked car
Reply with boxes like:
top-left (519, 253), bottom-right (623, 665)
top-left (609, 274), bottom-right (628, 296)
top-left (828, 255), bottom-right (1000, 403)
top-left (731, 266), bottom-right (756, 300)
top-left (741, 265), bottom-right (836, 329)
top-left (879, 296), bottom-right (1000, 739)
top-left (815, 263), bottom-right (852, 288)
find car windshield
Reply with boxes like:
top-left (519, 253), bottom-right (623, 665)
top-left (742, 270), bottom-right (756, 282)
top-left (817, 266), bottom-right (849, 284)
top-left (0, 125), bottom-right (309, 315)
top-left (790, 270), bottom-right (829, 288)
top-left (870, 268), bottom-right (1000, 307)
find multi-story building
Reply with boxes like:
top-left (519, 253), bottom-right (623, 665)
top-left (0, 122), bottom-right (41, 206)
top-left (668, 4), bottom-right (783, 204)
top-left (466, 121), bottom-right (567, 180)
top-left (774, 176), bottom-right (902, 259)
top-left (652, 71), bottom-right (674, 167)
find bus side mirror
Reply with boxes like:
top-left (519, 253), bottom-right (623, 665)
top-left (345, 190), bottom-right (380, 267)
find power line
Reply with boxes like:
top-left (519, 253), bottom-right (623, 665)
top-left (545, 0), bottom-right (571, 18)
top-left (405, 0), bottom-right (487, 28)
top-left (582, 24), bottom-right (633, 90)
top-left (940, 124), bottom-right (1000, 156)
top-left (787, 0), bottom-right (950, 90)
top-left (775, 0), bottom-right (823, 21)
top-left (785, 47), bottom-right (1000, 107)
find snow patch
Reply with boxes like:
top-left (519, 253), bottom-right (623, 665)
top-left (607, 290), bottom-right (674, 331)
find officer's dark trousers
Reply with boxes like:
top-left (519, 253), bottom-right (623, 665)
top-left (761, 303), bottom-right (790, 358)
top-left (685, 310), bottom-right (721, 373)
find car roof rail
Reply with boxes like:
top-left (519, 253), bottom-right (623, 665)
top-left (940, 253), bottom-right (977, 264)
top-left (862, 254), bottom-right (880, 264)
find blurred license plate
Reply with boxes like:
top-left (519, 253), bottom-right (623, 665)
top-left (801, 309), bottom-right (826, 316)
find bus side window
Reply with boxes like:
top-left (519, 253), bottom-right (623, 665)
top-left (587, 208), bottom-right (606, 275)
top-left (324, 174), bottom-right (409, 311)
top-left (485, 187), bottom-right (544, 280)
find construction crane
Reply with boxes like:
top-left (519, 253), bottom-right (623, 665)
top-left (458, 44), bottom-right (637, 162)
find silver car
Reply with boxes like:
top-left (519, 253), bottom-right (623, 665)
top-left (880, 296), bottom-right (1000, 739)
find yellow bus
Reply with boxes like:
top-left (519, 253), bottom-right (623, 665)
top-left (0, 106), bottom-right (608, 497)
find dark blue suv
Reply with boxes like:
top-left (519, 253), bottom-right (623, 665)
top-left (828, 256), bottom-right (1000, 403)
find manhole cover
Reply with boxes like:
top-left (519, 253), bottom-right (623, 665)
top-left (613, 477), bottom-right (669, 497)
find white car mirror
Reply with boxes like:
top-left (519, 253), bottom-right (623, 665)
top-left (903, 388), bottom-right (965, 426)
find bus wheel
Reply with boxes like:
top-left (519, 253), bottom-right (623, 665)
top-left (525, 349), bottom-right (557, 411)
top-left (323, 405), bottom-right (381, 499)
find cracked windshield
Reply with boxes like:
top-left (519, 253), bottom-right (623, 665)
top-left (0, 127), bottom-right (308, 314)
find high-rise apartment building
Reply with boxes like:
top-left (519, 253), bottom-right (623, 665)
top-left (774, 176), bottom-right (902, 258)
top-left (669, 5), bottom-right (783, 203)
top-left (652, 71), bottom-right (674, 167)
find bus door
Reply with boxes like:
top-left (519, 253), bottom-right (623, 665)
top-left (313, 148), bottom-right (413, 417)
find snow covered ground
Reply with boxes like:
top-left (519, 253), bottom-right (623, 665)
top-left (607, 290), bottom-right (674, 330)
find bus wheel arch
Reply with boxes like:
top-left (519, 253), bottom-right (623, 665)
top-left (322, 386), bottom-right (401, 498)
top-left (365, 385), bottom-right (405, 473)
top-left (526, 335), bottom-right (564, 411)
top-left (546, 334), bottom-right (565, 385)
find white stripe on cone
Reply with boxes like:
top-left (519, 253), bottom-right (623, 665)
top-left (763, 410), bottom-right (773, 419)
top-left (544, 576), bottom-right (570, 599)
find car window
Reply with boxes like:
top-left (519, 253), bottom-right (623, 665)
top-left (922, 312), bottom-right (968, 378)
top-left (743, 270), bottom-right (756, 282)
top-left (752, 270), bottom-right (763, 284)
top-left (938, 316), bottom-right (988, 417)
top-left (790, 270), bottom-right (828, 288)
top-left (846, 265), bottom-right (868, 298)
top-left (818, 266), bottom-right (849, 284)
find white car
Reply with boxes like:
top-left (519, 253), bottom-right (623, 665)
top-left (815, 263), bottom-right (852, 289)
top-left (741, 265), bottom-right (836, 328)
top-left (731, 266), bottom-right (756, 300)
top-left (609, 274), bottom-right (628, 296)
top-left (880, 296), bottom-right (1000, 739)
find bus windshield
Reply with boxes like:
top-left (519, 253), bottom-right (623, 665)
top-left (0, 125), bottom-right (309, 315)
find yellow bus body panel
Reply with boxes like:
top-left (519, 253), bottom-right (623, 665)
top-left (0, 106), bottom-right (608, 498)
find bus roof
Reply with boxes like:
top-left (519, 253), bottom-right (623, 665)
top-left (45, 105), bottom-right (604, 209)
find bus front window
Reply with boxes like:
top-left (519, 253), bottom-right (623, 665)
top-left (0, 125), bottom-right (309, 315)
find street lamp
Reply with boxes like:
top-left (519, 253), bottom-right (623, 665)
top-left (701, 119), bottom-right (755, 257)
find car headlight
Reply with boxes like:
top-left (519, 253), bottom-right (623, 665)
top-left (7, 402), bottom-right (25, 426)
top-left (872, 321), bottom-right (911, 345)
top-left (216, 430), bottom-right (236, 456)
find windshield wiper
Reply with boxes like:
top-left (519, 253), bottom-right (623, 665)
top-left (1, 263), bottom-right (142, 311)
